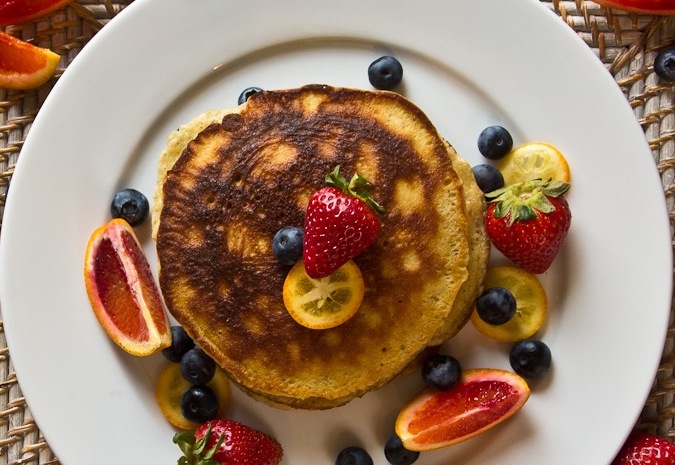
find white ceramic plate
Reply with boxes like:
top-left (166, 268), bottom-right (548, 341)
top-left (0, 0), bottom-right (671, 464)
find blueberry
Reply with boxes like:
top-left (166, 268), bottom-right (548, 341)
top-left (335, 446), bottom-right (373, 465)
top-left (180, 385), bottom-right (219, 423)
top-left (472, 164), bottom-right (505, 194)
top-left (110, 188), bottom-right (149, 226)
top-left (510, 339), bottom-right (552, 379)
top-left (654, 46), bottom-right (675, 82)
top-left (477, 125), bottom-right (513, 160)
top-left (272, 226), bottom-right (304, 265)
top-left (368, 56), bottom-right (403, 90)
top-left (421, 353), bottom-right (462, 391)
top-left (238, 86), bottom-right (263, 104)
top-left (161, 326), bottom-right (195, 362)
top-left (180, 348), bottom-right (216, 385)
top-left (384, 434), bottom-right (419, 465)
top-left (475, 287), bottom-right (516, 325)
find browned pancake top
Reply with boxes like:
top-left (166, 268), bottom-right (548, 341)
top-left (156, 85), bottom-right (470, 407)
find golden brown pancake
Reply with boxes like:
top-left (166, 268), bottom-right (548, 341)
top-left (427, 143), bottom-right (490, 345)
top-left (154, 85), bottom-right (484, 409)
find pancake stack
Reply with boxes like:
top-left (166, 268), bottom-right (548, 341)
top-left (153, 85), bottom-right (489, 409)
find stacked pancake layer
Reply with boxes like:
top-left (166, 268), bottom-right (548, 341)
top-left (154, 85), bottom-right (488, 409)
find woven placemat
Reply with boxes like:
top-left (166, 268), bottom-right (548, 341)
top-left (0, 1), bottom-right (673, 464)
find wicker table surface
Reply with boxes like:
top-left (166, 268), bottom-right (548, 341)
top-left (0, 1), bottom-right (673, 464)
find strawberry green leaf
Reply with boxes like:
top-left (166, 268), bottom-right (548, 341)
top-left (174, 425), bottom-right (224, 465)
top-left (325, 165), bottom-right (350, 191)
top-left (325, 165), bottom-right (386, 215)
top-left (487, 178), bottom-right (570, 226)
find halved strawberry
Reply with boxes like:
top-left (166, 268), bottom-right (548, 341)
top-left (302, 166), bottom-right (385, 279)
top-left (485, 179), bottom-right (571, 274)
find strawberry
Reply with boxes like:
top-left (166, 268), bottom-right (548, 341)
top-left (485, 179), bottom-right (571, 274)
top-left (611, 430), bottom-right (675, 465)
top-left (302, 165), bottom-right (385, 278)
top-left (174, 419), bottom-right (283, 465)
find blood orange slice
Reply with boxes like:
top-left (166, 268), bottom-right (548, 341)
top-left (84, 218), bottom-right (171, 356)
top-left (395, 369), bottom-right (530, 451)
top-left (0, 30), bottom-right (59, 90)
top-left (0, 0), bottom-right (73, 26)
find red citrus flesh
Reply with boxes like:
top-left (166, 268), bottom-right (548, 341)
top-left (0, 0), bottom-right (74, 25)
top-left (0, 30), bottom-right (59, 89)
top-left (395, 369), bottom-right (530, 451)
top-left (84, 218), bottom-right (171, 356)
top-left (594, 0), bottom-right (675, 14)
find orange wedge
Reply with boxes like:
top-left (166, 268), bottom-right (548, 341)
top-left (0, 30), bottom-right (59, 90)
top-left (84, 218), bottom-right (171, 356)
top-left (395, 369), bottom-right (530, 451)
top-left (594, 0), bottom-right (675, 15)
top-left (0, 0), bottom-right (74, 26)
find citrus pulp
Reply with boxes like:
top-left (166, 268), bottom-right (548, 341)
top-left (0, 30), bottom-right (59, 89)
top-left (0, 0), bottom-right (73, 25)
top-left (498, 142), bottom-right (570, 186)
top-left (471, 266), bottom-right (547, 342)
top-left (395, 368), bottom-right (530, 451)
top-left (84, 218), bottom-right (171, 356)
top-left (283, 260), bottom-right (364, 329)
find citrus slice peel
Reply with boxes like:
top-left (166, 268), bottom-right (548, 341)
top-left (0, 30), bottom-right (59, 90)
top-left (395, 369), bottom-right (530, 451)
top-left (498, 142), bottom-right (570, 186)
top-left (0, 0), bottom-right (74, 26)
top-left (471, 266), bottom-right (547, 342)
top-left (155, 363), bottom-right (231, 430)
top-left (84, 218), bottom-right (171, 356)
top-left (283, 260), bottom-right (364, 329)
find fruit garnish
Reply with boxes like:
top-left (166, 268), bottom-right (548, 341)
top-left (272, 226), bottom-right (303, 266)
top-left (282, 259), bottom-right (364, 329)
top-left (162, 325), bottom-right (196, 362)
top-left (336, 446), bottom-right (374, 465)
top-left (485, 178), bottom-right (572, 274)
top-left (368, 55), bottom-right (403, 90)
top-left (472, 163), bottom-right (505, 194)
top-left (110, 188), bottom-right (150, 227)
top-left (509, 338), bottom-right (552, 380)
top-left (83, 218), bottom-right (171, 356)
top-left (0, 30), bottom-right (59, 90)
top-left (174, 419), bottom-right (283, 465)
top-left (611, 430), bottom-right (675, 465)
top-left (180, 347), bottom-right (216, 385)
top-left (237, 85), bottom-right (263, 104)
top-left (477, 125), bottom-right (513, 160)
top-left (395, 369), bottom-right (530, 451)
top-left (156, 363), bottom-right (231, 430)
top-left (593, 0), bottom-right (675, 15)
top-left (475, 287), bottom-right (517, 325)
top-left (384, 434), bottom-right (420, 465)
top-left (0, 0), bottom-right (73, 26)
top-left (655, 46), bottom-right (675, 82)
top-left (181, 385), bottom-right (220, 425)
top-left (470, 266), bottom-right (547, 342)
top-left (302, 165), bottom-right (385, 279)
top-left (421, 353), bottom-right (462, 391)
top-left (498, 142), bottom-right (571, 186)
